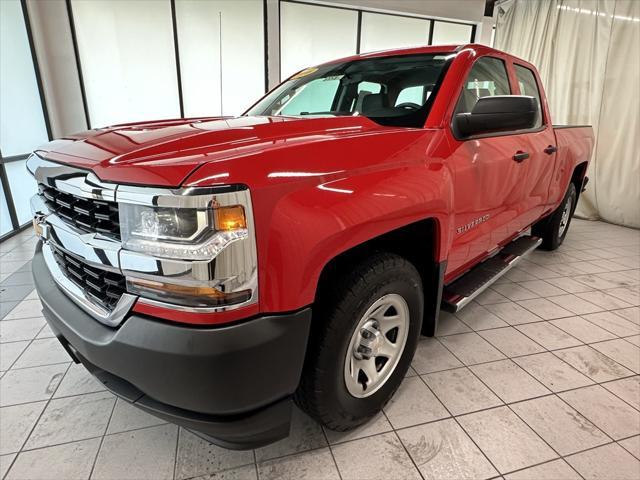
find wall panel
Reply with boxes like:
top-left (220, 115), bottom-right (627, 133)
top-left (71, 0), bottom-right (180, 127)
top-left (360, 12), bottom-right (430, 53)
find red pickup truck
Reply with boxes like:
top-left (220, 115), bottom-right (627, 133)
top-left (29, 44), bottom-right (593, 448)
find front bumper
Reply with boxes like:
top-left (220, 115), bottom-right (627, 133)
top-left (32, 243), bottom-right (312, 449)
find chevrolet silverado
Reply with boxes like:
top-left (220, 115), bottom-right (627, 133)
top-left (29, 44), bottom-right (594, 448)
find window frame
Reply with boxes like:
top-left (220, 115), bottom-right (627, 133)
top-left (449, 55), bottom-right (549, 141)
top-left (512, 61), bottom-right (549, 128)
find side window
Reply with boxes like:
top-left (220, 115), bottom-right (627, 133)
top-left (514, 64), bottom-right (543, 128)
top-left (455, 57), bottom-right (511, 114)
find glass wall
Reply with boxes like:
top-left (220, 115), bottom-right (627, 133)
top-left (431, 21), bottom-right (474, 45)
top-left (0, 0), bottom-right (50, 239)
top-left (176, 0), bottom-right (265, 117)
top-left (280, 2), bottom-right (358, 79)
top-left (280, 1), bottom-right (475, 81)
top-left (71, 0), bottom-right (181, 127)
top-left (360, 12), bottom-right (430, 54)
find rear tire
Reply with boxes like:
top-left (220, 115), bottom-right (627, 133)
top-left (295, 252), bottom-right (423, 431)
top-left (532, 183), bottom-right (577, 250)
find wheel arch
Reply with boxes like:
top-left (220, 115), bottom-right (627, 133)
top-left (313, 217), bottom-right (445, 337)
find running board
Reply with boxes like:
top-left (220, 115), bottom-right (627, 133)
top-left (441, 236), bottom-right (542, 313)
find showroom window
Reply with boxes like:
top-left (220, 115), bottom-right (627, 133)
top-left (279, 1), bottom-right (476, 82)
top-left (0, 0), bottom-right (50, 239)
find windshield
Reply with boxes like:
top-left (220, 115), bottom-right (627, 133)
top-left (245, 53), bottom-right (455, 128)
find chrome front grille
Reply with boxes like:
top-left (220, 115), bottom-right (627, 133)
top-left (39, 184), bottom-right (120, 240)
top-left (50, 244), bottom-right (126, 312)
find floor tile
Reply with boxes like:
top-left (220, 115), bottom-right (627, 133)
top-left (106, 398), bottom-right (166, 435)
top-left (619, 435), bottom-right (640, 460)
top-left (324, 412), bottom-right (392, 445)
top-left (613, 306), bottom-right (640, 325)
top-left (258, 448), bottom-right (338, 480)
top-left (174, 429), bottom-right (255, 479)
top-left (582, 312), bottom-right (640, 337)
top-left (92, 424), bottom-right (178, 480)
top-left (515, 322), bottom-right (582, 350)
top-left (398, 418), bottom-right (498, 480)
top-left (504, 459), bottom-right (580, 480)
top-left (475, 288), bottom-right (509, 305)
top-left (492, 283), bottom-right (539, 301)
top-left (513, 352), bottom-right (593, 392)
top-left (455, 303), bottom-right (508, 331)
top-left (2, 300), bottom-right (43, 321)
top-left (436, 311), bottom-right (472, 336)
top-left (458, 406), bottom-right (557, 474)
top-left (191, 465), bottom-right (257, 480)
top-left (411, 338), bottom-right (462, 374)
top-left (560, 385), bottom-right (640, 440)
top-left (423, 367), bottom-right (502, 416)
top-left (550, 316), bottom-right (617, 343)
top-left (0, 363), bottom-right (68, 406)
top-left (53, 363), bottom-right (105, 398)
top-left (511, 395), bottom-right (609, 455)
top-left (517, 298), bottom-right (574, 320)
top-left (331, 432), bottom-right (421, 480)
top-left (0, 454), bottom-right (16, 479)
top-left (555, 345), bottom-right (634, 382)
top-left (518, 280), bottom-right (567, 297)
top-left (479, 327), bottom-right (546, 357)
top-left (605, 286), bottom-right (640, 306)
top-left (602, 376), bottom-right (640, 410)
top-left (546, 276), bottom-right (595, 294)
top-left (484, 302), bottom-right (542, 325)
top-left (578, 290), bottom-right (634, 310)
top-left (25, 391), bottom-right (115, 449)
top-left (12, 338), bottom-right (71, 369)
top-left (383, 376), bottom-right (448, 429)
top-left (470, 359), bottom-right (550, 403)
top-left (0, 401), bottom-right (46, 455)
top-left (0, 284), bottom-right (34, 303)
top-left (0, 341), bottom-right (28, 370)
top-left (255, 408), bottom-right (326, 462)
top-left (439, 332), bottom-right (506, 365)
top-left (0, 318), bottom-right (44, 343)
top-left (565, 443), bottom-right (640, 480)
top-left (591, 339), bottom-right (640, 373)
top-left (5, 437), bottom-right (100, 480)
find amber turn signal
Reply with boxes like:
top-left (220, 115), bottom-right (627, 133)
top-left (215, 205), bottom-right (246, 231)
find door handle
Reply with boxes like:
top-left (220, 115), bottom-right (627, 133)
top-left (544, 145), bottom-right (558, 154)
top-left (513, 151), bottom-right (530, 162)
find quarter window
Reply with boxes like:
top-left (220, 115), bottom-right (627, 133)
top-left (514, 64), bottom-right (543, 128)
top-left (455, 57), bottom-right (511, 114)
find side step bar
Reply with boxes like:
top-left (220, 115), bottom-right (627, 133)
top-left (441, 236), bottom-right (542, 313)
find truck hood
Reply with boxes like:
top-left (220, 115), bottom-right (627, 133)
top-left (38, 116), bottom-right (388, 187)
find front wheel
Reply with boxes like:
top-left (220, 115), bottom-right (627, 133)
top-left (532, 182), bottom-right (577, 250)
top-left (295, 253), bottom-right (424, 431)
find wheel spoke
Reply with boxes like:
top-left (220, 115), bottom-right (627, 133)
top-left (360, 357), bottom-right (379, 386)
top-left (377, 337), bottom-right (399, 358)
top-left (380, 315), bottom-right (403, 334)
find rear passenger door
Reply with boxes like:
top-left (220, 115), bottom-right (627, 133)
top-left (446, 56), bottom-right (531, 277)
top-left (511, 63), bottom-right (557, 225)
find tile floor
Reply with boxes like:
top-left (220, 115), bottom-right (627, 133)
top-left (0, 219), bottom-right (639, 480)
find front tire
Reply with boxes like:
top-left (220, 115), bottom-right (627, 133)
top-left (295, 253), bottom-right (423, 431)
top-left (532, 183), bottom-right (577, 250)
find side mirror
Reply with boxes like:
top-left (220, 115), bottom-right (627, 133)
top-left (454, 95), bottom-right (538, 137)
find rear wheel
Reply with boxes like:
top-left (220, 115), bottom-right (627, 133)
top-left (295, 253), bottom-right (423, 431)
top-left (532, 183), bottom-right (577, 250)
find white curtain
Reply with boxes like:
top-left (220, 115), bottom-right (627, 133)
top-left (495, 0), bottom-right (639, 228)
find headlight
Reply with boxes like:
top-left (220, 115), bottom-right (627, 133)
top-left (120, 203), bottom-right (248, 260)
